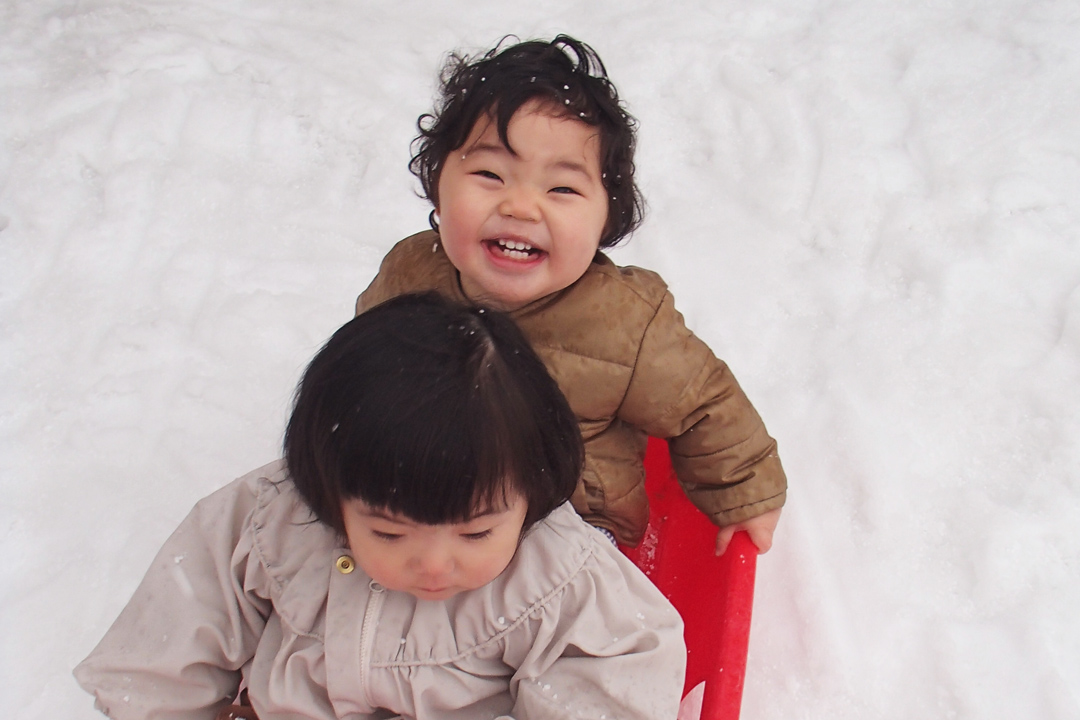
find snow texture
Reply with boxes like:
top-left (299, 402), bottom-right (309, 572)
top-left (2, 1), bottom-right (1078, 718)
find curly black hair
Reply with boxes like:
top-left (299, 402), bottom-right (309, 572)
top-left (410, 35), bottom-right (644, 248)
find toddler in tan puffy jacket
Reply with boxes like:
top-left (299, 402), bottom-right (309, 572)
top-left (358, 35), bottom-right (786, 553)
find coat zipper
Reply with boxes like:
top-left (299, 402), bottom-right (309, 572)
top-left (358, 579), bottom-right (386, 707)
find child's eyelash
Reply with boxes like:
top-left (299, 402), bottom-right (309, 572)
top-left (462, 530), bottom-right (492, 540)
top-left (372, 530), bottom-right (403, 541)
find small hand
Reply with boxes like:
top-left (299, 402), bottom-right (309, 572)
top-left (714, 508), bottom-right (781, 556)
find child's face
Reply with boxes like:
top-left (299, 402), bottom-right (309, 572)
top-left (341, 493), bottom-right (528, 601)
top-left (435, 101), bottom-right (609, 311)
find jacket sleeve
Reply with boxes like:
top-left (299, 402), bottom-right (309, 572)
top-left (73, 477), bottom-right (273, 720)
top-left (619, 291), bottom-right (787, 526)
top-left (501, 547), bottom-right (686, 720)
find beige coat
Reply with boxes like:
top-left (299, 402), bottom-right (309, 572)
top-left (358, 231), bottom-right (787, 546)
top-left (74, 462), bottom-right (686, 720)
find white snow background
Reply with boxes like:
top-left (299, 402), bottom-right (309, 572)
top-left (2, 1), bottom-right (1078, 718)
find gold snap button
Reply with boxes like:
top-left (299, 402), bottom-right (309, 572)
top-left (336, 555), bottom-right (355, 574)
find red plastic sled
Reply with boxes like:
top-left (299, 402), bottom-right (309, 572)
top-left (621, 438), bottom-right (757, 720)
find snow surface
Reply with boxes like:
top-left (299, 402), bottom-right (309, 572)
top-left (3, 1), bottom-right (1079, 718)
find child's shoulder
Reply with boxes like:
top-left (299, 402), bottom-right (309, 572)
top-left (383, 229), bottom-right (442, 264)
top-left (199, 461), bottom-right (313, 535)
top-left (196, 462), bottom-right (342, 605)
top-left (519, 253), bottom-right (673, 352)
top-left (471, 503), bottom-right (677, 655)
top-left (497, 503), bottom-right (659, 609)
top-left (358, 231), bottom-right (462, 314)
top-left (241, 464), bottom-right (341, 581)
top-left (584, 251), bottom-right (670, 309)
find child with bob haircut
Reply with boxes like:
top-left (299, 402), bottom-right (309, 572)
top-left (74, 293), bottom-right (686, 720)
top-left (358, 35), bottom-right (787, 553)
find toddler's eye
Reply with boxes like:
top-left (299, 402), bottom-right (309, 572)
top-left (461, 529), bottom-right (493, 541)
top-left (473, 170), bottom-right (502, 181)
top-left (372, 530), bottom-right (403, 541)
top-left (550, 186), bottom-right (579, 195)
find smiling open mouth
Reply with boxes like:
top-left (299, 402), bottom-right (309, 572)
top-left (488, 238), bottom-right (544, 260)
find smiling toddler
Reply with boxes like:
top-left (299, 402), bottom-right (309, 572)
top-left (358, 35), bottom-right (787, 553)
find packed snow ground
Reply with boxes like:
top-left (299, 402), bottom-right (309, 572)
top-left (2, 1), bottom-right (1079, 718)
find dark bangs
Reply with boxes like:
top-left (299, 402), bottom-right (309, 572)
top-left (284, 293), bottom-right (582, 535)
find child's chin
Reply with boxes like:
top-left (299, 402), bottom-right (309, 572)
top-left (467, 285), bottom-right (540, 312)
top-left (411, 587), bottom-right (460, 601)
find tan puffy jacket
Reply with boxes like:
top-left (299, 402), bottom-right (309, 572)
top-left (357, 231), bottom-right (787, 546)
top-left (74, 462), bottom-right (686, 720)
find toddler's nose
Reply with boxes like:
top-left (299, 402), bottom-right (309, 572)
top-left (414, 544), bottom-right (455, 576)
top-left (498, 187), bottom-right (540, 222)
